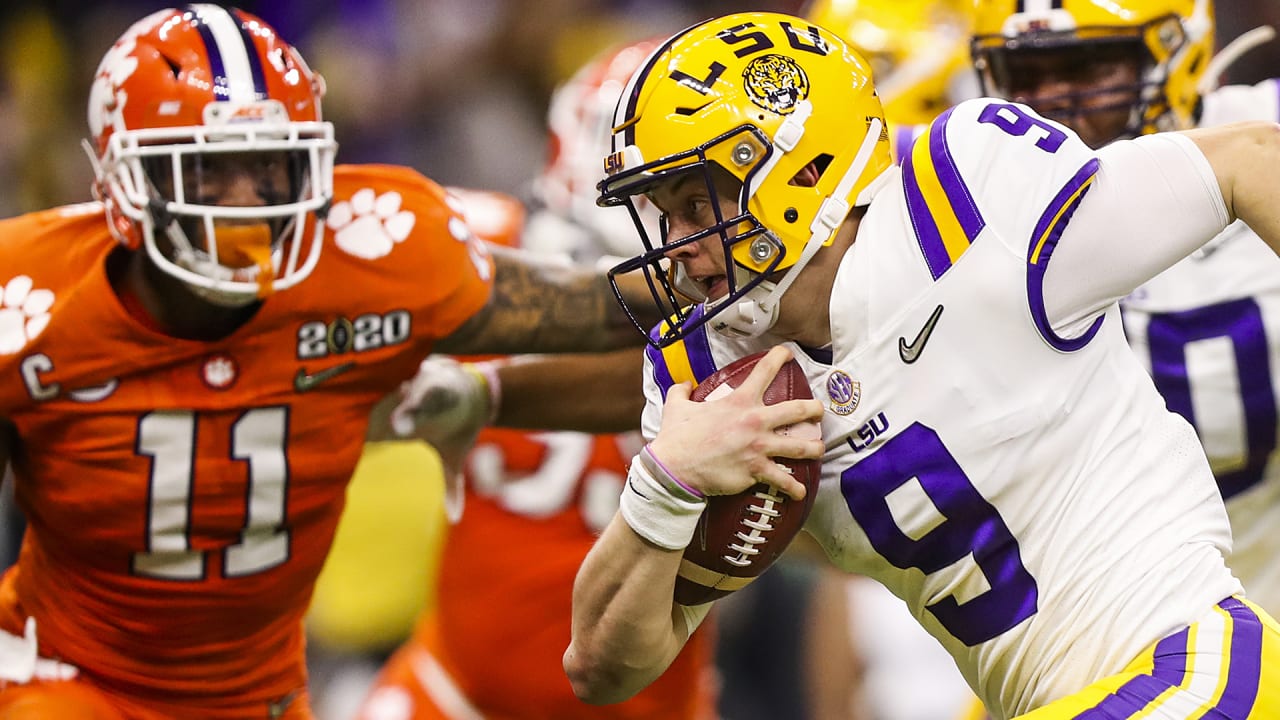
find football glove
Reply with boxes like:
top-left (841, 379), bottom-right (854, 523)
top-left (0, 617), bottom-right (78, 683)
top-left (390, 356), bottom-right (501, 522)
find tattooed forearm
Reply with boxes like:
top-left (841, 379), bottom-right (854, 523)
top-left (434, 245), bottom-right (659, 355)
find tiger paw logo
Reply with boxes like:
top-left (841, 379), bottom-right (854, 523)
top-left (0, 276), bottom-right (54, 355)
top-left (327, 188), bottom-right (416, 259)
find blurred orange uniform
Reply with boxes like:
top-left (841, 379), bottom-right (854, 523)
top-left (357, 190), bottom-right (717, 720)
top-left (0, 164), bottom-right (493, 719)
top-left (359, 426), bottom-right (717, 720)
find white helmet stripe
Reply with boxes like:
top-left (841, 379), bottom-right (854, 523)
top-left (1016, 0), bottom-right (1059, 14)
top-left (189, 4), bottom-right (259, 103)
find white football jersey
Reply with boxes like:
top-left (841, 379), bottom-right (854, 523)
top-left (1121, 78), bottom-right (1280, 618)
top-left (641, 98), bottom-right (1243, 719)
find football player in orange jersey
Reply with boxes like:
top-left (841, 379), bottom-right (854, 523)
top-left (355, 40), bottom-right (719, 720)
top-left (0, 6), bottom-right (656, 720)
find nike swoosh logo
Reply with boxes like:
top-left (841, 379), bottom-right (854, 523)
top-left (627, 476), bottom-right (650, 501)
top-left (293, 362), bottom-right (355, 392)
top-left (898, 304), bottom-right (944, 364)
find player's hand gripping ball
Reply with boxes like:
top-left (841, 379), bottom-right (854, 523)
top-left (674, 351), bottom-right (823, 605)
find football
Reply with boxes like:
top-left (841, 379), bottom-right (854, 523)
top-left (674, 350), bottom-right (823, 606)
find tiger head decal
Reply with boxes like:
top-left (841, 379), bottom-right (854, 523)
top-left (742, 54), bottom-right (810, 114)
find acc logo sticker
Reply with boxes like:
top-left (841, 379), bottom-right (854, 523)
top-left (742, 54), bottom-right (809, 115)
top-left (826, 369), bottom-right (860, 416)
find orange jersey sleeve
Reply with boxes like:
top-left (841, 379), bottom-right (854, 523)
top-left (0, 164), bottom-right (495, 718)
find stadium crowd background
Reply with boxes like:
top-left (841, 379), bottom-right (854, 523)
top-left (0, 0), bottom-right (1273, 218)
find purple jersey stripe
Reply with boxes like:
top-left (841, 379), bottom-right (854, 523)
top-left (928, 108), bottom-right (985, 242)
top-left (1025, 158), bottom-right (1103, 352)
top-left (1074, 627), bottom-right (1190, 718)
top-left (1217, 597), bottom-right (1263, 714)
top-left (648, 305), bottom-right (716, 399)
top-left (900, 140), bottom-right (951, 280)
top-left (681, 311), bottom-right (718, 383)
top-left (646, 332), bottom-right (675, 397)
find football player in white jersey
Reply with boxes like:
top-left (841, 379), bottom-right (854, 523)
top-left (562, 10), bottom-right (1280, 720)
top-left (970, 0), bottom-right (1280, 623)
top-left (804, 2), bottom-right (984, 718)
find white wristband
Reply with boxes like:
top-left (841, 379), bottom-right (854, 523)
top-left (619, 445), bottom-right (706, 550)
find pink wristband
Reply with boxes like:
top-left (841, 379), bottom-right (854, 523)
top-left (641, 444), bottom-right (704, 499)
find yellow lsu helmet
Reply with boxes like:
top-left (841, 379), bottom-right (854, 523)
top-left (599, 12), bottom-right (892, 347)
top-left (971, 0), bottom-right (1215, 141)
top-left (805, 0), bottom-right (977, 126)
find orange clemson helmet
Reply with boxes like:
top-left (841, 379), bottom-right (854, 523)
top-left (529, 37), bottom-right (665, 264)
top-left (85, 4), bottom-right (337, 306)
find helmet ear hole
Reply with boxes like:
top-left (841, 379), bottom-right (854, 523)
top-left (787, 154), bottom-right (832, 188)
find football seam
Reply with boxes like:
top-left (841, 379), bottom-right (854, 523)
top-left (722, 486), bottom-right (785, 567)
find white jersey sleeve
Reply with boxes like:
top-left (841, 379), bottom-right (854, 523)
top-left (1042, 133), bottom-right (1229, 333)
top-left (916, 99), bottom-right (1229, 338)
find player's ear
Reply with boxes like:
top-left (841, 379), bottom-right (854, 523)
top-left (788, 162), bottom-right (821, 188)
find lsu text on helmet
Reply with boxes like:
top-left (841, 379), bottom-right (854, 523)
top-left (804, 0), bottom-right (977, 126)
top-left (528, 37), bottom-right (664, 265)
top-left (599, 12), bottom-right (892, 347)
top-left (86, 4), bottom-right (337, 307)
top-left (970, 0), bottom-right (1214, 144)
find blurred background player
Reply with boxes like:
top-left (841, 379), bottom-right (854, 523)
top-left (806, 0), bottom-right (977, 154)
top-left (0, 6), bottom-right (657, 719)
top-left (341, 40), bottom-right (720, 720)
top-left (971, 0), bottom-right (1280, 623)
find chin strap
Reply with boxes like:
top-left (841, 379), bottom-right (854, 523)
top-left (716, 117), bottom-right (885, 339)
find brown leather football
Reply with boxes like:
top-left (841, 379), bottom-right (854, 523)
top-left (674, 350), bottom-right (823, 606)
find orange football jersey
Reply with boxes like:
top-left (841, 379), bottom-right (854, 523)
top-left (358, 190), bottom-right (716, 720)
top-left (0, 164), bottom-right (493, 718)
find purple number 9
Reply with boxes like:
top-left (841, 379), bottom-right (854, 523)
top-left (978, 102), bottom-right (1068, 153)
top-left (841, 422), bottom-right (1039, 646)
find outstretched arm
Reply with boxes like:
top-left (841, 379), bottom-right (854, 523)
top-left (433, 244), bottom-right (660, 355)
top-left (1185, 121), bottom-right (1280, 251)
top-left (371, 346), bottom-right (645, 493)
top-left (564, 346), bottom-right (825, 704)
